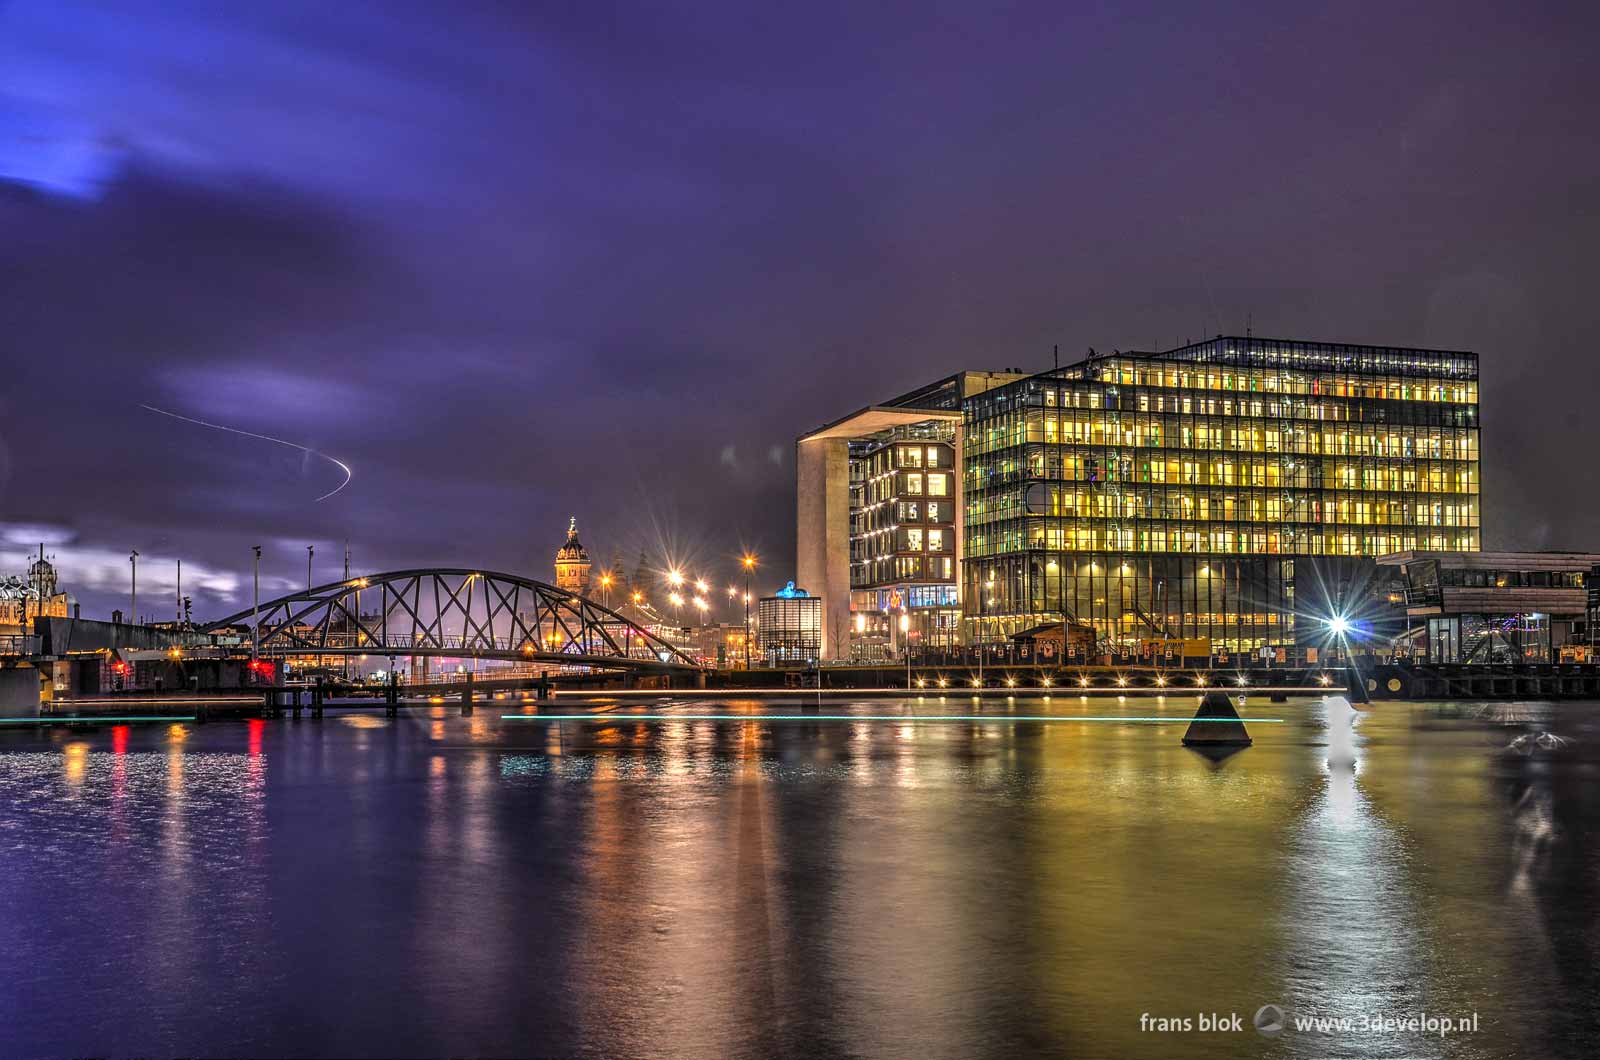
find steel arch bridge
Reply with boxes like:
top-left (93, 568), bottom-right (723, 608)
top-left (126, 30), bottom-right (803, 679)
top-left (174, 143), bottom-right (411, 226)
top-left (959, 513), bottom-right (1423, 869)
top-left (203, 568), bottom-right (700, 672)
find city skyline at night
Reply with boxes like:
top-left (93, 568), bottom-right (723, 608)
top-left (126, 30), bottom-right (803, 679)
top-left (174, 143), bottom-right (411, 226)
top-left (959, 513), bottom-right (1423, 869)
top-left (5, 1), bottom-right (1600, 619)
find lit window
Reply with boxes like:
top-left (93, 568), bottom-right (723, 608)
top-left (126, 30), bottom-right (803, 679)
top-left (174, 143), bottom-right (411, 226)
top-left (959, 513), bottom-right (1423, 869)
top-left (904, 474), bottom-right (924, 495)
top-left (928, 529), bottom-right (944, 551)
top-left (927, 472), bottom-right (949, 497)
top-left (899, 447), bottom-right (922, 468)
top-left (907, 528), bottom-right (924, 551)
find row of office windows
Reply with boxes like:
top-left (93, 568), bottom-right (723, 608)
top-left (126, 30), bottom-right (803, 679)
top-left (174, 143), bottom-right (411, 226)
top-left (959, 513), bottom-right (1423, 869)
top-left (850, 442), bottom-right (953, 479)
top-left (967, 453), bottom-right (1478, 494)
top-left (855, 470), bottom-right (955, 506)
top-left (852, 555), bottom-right (957, 584)
top-left (1425, 568), bottom-right (1588, 589)
top-left (969, 413), bottom-right (1479, 460)
top-left (968, 349), bottom-right (1477, 407)
top-left (962, 553), bottom-right (1377, 648)
top-left (966, 489), bottom-right (1480, 528)
top-left (963, 524), bottom-right (1479, 558)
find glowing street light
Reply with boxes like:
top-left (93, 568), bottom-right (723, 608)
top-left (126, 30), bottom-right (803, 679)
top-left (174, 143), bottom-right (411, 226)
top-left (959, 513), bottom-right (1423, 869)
top-left (740, 553), bottom-right (757, 670)
top-left (667, 569), bottom-right (685, 588)
top-left (1329, 615), bottom-right (1351, 637)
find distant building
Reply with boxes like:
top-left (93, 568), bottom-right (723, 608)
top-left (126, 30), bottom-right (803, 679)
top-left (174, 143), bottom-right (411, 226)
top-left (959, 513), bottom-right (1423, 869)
top-left (553, 517), bottom-right (592, 595)
top-left (0, 546), bottom-right (73, 633)
top-left (1379, 551), bottom-right (1599, 663)
top-left (758, 581), bottom-right (822, 665)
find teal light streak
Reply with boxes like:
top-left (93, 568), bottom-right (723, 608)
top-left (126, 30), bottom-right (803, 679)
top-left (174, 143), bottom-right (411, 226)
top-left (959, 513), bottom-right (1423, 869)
top-left (0, 715), bottom-right (198, 725)
top-left (501, 713), bottom-right (1284, 724)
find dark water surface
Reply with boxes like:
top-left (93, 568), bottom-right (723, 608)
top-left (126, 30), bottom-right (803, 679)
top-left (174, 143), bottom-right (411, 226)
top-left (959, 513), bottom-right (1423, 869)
top-left (2, 694), bottom-right (1598, 1059)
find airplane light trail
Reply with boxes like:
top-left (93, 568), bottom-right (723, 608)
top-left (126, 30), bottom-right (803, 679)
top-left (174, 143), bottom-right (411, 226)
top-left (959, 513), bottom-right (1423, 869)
top-left (140, 404), bottom-right (353, 501)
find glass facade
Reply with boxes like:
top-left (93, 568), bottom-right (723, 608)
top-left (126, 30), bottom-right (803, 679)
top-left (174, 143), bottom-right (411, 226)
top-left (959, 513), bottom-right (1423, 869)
top-left (962, 337), bottom-right (1480, 650)
top-left (758, 596), bottom-right (821, 664)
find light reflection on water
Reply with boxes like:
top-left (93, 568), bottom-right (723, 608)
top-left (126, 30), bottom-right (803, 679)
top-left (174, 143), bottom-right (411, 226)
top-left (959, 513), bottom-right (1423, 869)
top-left (0, 696), bottom-right (1596, 1058)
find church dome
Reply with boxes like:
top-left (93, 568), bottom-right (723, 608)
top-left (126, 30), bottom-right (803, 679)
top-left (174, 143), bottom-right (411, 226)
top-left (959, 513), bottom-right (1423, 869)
top-left (554, 517), bottom-right (592, 593)
top-left (555, 517), bottom-right (589, 562)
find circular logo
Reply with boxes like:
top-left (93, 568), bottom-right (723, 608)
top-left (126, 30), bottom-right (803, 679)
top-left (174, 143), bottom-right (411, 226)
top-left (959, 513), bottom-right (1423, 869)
top-left (1387, 677), bottom-right (1402, 692)
top-left (1253, 1004), bottom-right (1286, 1038)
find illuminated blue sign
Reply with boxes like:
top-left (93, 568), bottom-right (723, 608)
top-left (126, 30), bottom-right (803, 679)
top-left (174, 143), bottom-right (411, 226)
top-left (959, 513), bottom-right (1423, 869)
top-left (774, 580), bottom-right (809, 598)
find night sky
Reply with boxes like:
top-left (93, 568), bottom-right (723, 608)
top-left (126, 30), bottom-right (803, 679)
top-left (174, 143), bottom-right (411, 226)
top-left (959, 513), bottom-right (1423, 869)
top-left (2, 1), bottom-right (1597, 620)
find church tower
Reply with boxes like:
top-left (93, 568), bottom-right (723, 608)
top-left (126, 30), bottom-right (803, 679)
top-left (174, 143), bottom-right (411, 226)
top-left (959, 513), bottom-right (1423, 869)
top-left (554, 517), bottom-right (592, 594)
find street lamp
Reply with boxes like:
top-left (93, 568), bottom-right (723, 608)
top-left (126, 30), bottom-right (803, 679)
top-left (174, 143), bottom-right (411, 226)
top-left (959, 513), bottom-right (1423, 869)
top-left (251, 545), bottom-right (261, 662)
top-left (599, 571), bottom-right (614, 609)
top-left (900, 610), bottom-right (911, 689)
top-left (306, 544), bottom-right (314, 591)
top-left (741, 553), bottom-right (757, 670)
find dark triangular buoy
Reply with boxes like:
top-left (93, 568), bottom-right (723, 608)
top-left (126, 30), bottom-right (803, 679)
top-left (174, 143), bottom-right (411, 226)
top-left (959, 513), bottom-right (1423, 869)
top-left (1182, 691), bottom-right (1252, 747)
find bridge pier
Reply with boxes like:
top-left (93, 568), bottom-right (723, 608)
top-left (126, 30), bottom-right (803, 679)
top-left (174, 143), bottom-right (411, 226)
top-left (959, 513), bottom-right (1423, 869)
top-left (537, 670), bottom-right (551, 701)
top-left (312, 677), bottom-right (325, 718)
top-left (461, 673), bottom-right (475, 716)
top-left (385, 672), bottom-right (399, 717)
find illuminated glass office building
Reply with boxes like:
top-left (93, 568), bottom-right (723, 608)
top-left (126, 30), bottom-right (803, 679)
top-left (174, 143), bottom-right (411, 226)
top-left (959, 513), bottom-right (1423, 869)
top-left (798, 337), bottom-right (1479, 658)
top-left (964, 337), bottom-right (1479, 650)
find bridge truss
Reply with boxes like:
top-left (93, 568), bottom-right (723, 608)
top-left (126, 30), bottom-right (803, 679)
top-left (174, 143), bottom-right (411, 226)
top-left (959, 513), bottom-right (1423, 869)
top-left (203, 568), bottom-right (699, 672)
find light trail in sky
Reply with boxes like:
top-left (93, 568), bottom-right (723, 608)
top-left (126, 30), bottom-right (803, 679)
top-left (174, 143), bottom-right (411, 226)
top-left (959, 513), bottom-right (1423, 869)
top-left (140, 404), bottom-right (352, 501)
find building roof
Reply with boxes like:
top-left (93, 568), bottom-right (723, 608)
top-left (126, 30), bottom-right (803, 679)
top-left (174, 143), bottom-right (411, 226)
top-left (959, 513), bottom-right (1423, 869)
top-left (555, 516), bottom-right (589, 562)
top-left (797, 405), bottom-right (961, 443)
top-left (1378, 550), bottom-right (1600, 570)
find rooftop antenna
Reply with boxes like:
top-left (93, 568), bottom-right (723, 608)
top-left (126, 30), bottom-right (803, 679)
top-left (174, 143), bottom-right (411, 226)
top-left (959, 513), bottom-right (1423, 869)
top-left (1053, 344), bottom-right (1059, 371)
top-left (1246, 312), bottom-right (1253, 340)
top-left (343, 539), bottom-right (351, 581)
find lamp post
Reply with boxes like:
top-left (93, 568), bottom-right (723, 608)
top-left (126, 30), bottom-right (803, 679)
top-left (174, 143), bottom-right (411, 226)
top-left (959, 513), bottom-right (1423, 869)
top-left (599, 572), bottom-right (613, 610)
top-left (129, 549), bottom-right (139, 627)
top-left (251, 545), bottom-right (261, 662)
top-left (900, 610), bottom-right (911, 688)
top-left (306, 544), bottom-right (314, 591)
top-left (741, 554), bottom-right (757, 669)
